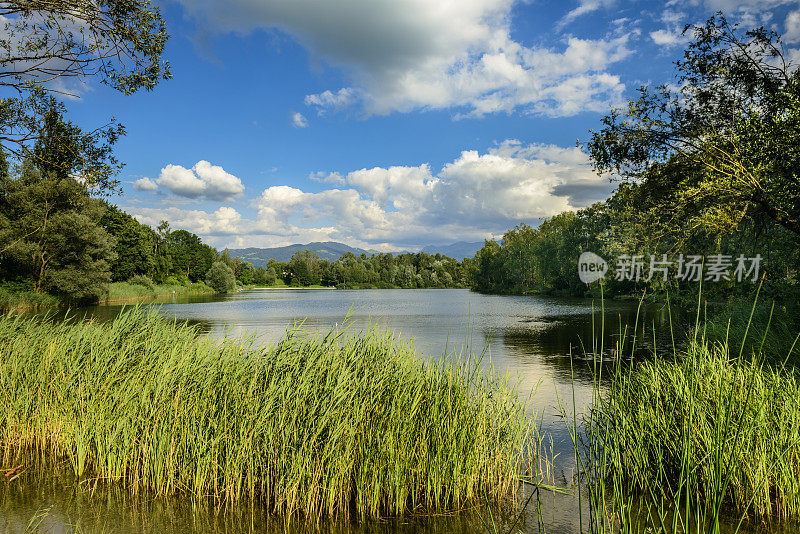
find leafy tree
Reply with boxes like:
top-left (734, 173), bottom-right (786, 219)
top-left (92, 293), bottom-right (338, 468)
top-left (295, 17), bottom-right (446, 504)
top-left (237, 261), bottom-right (255, 285)
top-left (287, 250), bottom-right (322, 286)
top-left (167, 229), bottom-right (217, 282)
top-left (205, 261), bottom-right (236, 294)
top-left (101, 204), bottom-right (157, 281)
top-left (587, 14), bottom-right (800, 241)
top-left (0, 158), bottom-right (115, 300)
top-left (1, 0), bottom-right (170, 179)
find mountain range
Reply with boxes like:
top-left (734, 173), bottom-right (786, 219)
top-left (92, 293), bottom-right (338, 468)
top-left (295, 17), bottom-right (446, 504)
top-left (228, 240), bottom-right (487, 267)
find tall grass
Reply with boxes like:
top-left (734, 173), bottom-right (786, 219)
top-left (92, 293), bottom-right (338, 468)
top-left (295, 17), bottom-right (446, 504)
top-left (104, 281), bottom-right (212, 302)
top-left (0, 308), bottom-right (534, 520)
top-left (573, 291), bottom-right (800, 533)
top-left (0, 288), bottom-right (61, 311)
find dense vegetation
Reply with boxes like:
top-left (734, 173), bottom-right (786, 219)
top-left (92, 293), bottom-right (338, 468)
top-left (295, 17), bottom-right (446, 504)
top-left (0, 139), bottom-right (228, 305)
top-left (470, 16), bottom-right (800, 305)
top-left (0, 308), bottom-right (533, 518)
top-left (256, 249), bottom-right (467, 289)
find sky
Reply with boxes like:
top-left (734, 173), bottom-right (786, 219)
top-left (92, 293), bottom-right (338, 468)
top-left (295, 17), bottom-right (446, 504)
top-left (56, 0), bottom-right (800, 251)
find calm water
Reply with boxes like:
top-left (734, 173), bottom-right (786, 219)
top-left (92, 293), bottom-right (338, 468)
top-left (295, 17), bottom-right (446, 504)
top-left (5, 288), bottom-right (766, 534)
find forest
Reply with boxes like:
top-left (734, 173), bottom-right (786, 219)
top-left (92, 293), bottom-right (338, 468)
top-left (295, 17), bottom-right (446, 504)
top-left (470, 16), bottom-right (800, 305)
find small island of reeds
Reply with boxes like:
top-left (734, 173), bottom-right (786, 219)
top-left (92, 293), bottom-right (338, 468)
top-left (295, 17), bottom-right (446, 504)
top-left (0, 309), bottom-right (534, 520)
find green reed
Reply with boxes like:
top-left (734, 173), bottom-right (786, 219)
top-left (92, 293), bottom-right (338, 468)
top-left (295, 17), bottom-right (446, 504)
top-left (573, 289), bottom-right (800, 533)
top-left (0, 308), bottom-right (534, 520)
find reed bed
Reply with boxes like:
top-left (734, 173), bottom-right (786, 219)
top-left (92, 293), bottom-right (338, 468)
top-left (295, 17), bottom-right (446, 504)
top-left (589, 334), bottom-right (800, 531)
top-left (0, 308), bottom-right (533, 520)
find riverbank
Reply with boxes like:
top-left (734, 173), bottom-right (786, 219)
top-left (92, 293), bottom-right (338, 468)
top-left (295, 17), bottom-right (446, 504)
top-left (102, 281), bottom-right (214, 304)
top-left (0, 282), bottom-right (217, 312)
top-left (0, 308), bottom-right (535, 518)
top-left (0, 288), bottom-right (62, 312)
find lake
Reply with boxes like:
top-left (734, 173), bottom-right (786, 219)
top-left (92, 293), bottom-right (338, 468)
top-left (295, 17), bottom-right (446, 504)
top-left (5, 288), bottom-right (767, 534)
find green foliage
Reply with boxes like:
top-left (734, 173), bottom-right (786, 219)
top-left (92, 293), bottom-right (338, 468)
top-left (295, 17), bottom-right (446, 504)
top-left (101, 205), bottom-right (161, 282)
top-left (470, 207), bottom-right (609, 296)
top-left (205, 261), bottom-right (237, 294)
top-left (0, 152), bottom-right (116, 301)
top-left (287, 250), bottom-right (322, 286)
top-left (470, 17), bottom-right (800, 301)
top-left (237, 261), bottom-right (255, 285)
top-left (271, 250), bottom-right (465, 289)
top-left (1, 1), bottom-right (170, 181)
top-left (169, 230), bottom-right (217, 282)
top-left (599, 341), bottom-right (800, 523)
top-left (587, 14), bottom-right (800, 240)
top-left (0, 309), bottom-right (533, 518)
top-left (253, 266), bottom-right (277, 286)
top-left (128, 274), bottom-right (155, 291)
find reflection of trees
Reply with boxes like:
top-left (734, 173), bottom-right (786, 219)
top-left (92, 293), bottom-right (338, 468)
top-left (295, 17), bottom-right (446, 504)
top-left (497, 305), bottom-right (691, 385)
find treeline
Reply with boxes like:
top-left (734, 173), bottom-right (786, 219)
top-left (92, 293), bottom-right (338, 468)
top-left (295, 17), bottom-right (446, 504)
top-left (239, 249), bottom-right (467, 289)
top-left (0, 141), bottom-right (228, 301)
top-left (470, 16), bottom-right (800, 302)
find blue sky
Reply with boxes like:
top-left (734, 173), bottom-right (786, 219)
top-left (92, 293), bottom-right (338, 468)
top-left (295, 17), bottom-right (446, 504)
top-left (59, 0), bottom-right (800, 251)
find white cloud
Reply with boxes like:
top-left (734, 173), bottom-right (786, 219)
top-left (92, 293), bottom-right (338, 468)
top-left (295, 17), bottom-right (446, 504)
top-left (247, 140), bottom-right (613, 248)
top-left (176, 0), bottom-right (632, 118)
top-left (650, 28), bottom-right (690, 47)
top-left (126, 140), bottom-right (612, 250)
top-left (132, 177), bottom-right (159, 192)
top-left (291, 111), bottom-right (308, 128)
top-left (193, 160), bottom-right (246, 201)
top-left (304, 88), bottom-right (358, 114)
top-left (556, 0), bottom-right (616, 30)
top-left (786, 10), bottom-right (800, 43)
top-left (309, 171), bottom-right (346, 184)
top-left (132, 206), bottom-right (244, 236)
top-left (156, 161), bottom-right (244, 201)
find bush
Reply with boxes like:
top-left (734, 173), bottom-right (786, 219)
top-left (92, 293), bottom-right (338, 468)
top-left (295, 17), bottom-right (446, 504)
top-left (128, 274), bottom-right (155, 291)
top-left (0, 309), bottom-right (531, 518)
top-left (205, 261), bottom-right (236, 294)
top-left (164, 275), bottom-right (187, 287)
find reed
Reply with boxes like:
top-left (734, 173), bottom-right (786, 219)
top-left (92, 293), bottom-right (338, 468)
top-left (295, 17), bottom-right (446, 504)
top-left (0, 308), bottom-right (533, 520)
top-left (576, 292), bottom-right (800, 533)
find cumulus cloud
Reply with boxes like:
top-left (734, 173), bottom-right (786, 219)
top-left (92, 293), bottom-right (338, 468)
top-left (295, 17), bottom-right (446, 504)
top-left (132, 206), bottom-right (245, 236)
top-left (156, 161), bottom-right (245, 201)
top-left (291, 111), bottom-right (308, 128)
top-left (247, 140), bottom-right (613, 248)
top-left (132, 177), bottom-right (159, 192)
top-left (176, 0), bottom-right (632, 118)
top-left (125, 140), bottom-right (613, 249)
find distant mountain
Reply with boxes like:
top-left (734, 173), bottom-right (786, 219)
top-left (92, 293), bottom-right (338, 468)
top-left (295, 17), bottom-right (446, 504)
top-left (421, 241), bottom-right (488, 260)
top-left (228, 241), bottom-right (377, 266)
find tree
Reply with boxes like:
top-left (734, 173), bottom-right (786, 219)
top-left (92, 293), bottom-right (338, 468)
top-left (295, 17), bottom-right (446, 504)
top-left (0, 156), bottom-right (115, 300)
top-left (0, 1), bottom-right (170, 177)
top-left (101, 204), bottom-right (157, 281)
top-left (167, 229), bottom-right (217, 282)
top-left (587, 14), bottom-right (800, 241)
top-left (237, 261), bottom-right (255, 285)
top-left (205, 261), bottom-right (236, 294)
top-left (287, 250), bottom-right (322, 286)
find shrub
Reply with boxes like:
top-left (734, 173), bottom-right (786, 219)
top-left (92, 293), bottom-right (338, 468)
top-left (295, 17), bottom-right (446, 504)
top-left (205, 261), bottom-right (236, 294)
top-left (128, 274), bottom-right (155, 291)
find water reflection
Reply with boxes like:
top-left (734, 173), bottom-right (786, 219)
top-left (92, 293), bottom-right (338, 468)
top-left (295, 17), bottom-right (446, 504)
top-left (9, 288), bottom-right (724, 534)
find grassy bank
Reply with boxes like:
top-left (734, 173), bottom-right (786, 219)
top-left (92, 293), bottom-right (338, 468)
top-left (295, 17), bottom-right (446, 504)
top-left (580, 300), bottom-right (800, 532)
top-left (0, 309), bottom-right (534, 519)
top-left (0, 288), bottom-right (62, 311)
top-left (103, 281), bottom-right (213, 303)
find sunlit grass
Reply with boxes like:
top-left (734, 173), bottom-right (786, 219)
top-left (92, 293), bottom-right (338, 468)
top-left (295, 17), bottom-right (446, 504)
top-left (0, 308), bottom-right (534, 520)
top-left (104, 281), bottom-right (212, 301)
top-left (572, 292), bottom-right (800, 533)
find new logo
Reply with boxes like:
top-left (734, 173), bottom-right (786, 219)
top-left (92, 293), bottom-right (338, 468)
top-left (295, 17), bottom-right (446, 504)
top-left (578, 252), bottom-right (608, 284)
